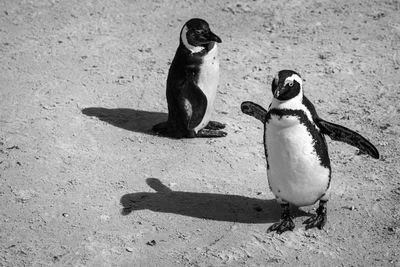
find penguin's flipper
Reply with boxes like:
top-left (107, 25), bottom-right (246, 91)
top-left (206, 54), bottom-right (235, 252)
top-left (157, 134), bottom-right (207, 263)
top-left (183, 82), bottom-right (207, 130)
top-left (316, 119), bottom-right (379, 159)
top-left (241, 101), bottom-right (268, 123)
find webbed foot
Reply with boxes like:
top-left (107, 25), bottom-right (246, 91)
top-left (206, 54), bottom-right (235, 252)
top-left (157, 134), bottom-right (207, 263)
top-left (267, 217), bottom-right (295, 234)
top-left (303, 200), bottom-right (327, 230)
top-left (196, 128), bottom-right (227, 138)
top-left (267, 203), bottom-right (295, 234)
top-left (205, 121), bottom-right (226, 130)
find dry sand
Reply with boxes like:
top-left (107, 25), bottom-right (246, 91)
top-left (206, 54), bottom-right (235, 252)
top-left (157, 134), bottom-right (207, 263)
top-left (1, 0), bottom-right (399, 266)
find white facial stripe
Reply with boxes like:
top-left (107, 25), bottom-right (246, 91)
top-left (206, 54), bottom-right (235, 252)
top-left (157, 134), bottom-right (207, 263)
top-left (181, 26), bottom-right (204, 54)
top-left (284, 74), bottom-right (302, 88)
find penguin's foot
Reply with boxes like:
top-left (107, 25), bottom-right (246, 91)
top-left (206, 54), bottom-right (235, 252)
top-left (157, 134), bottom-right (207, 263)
top-left (267, 203), bottom-right (295, 234)
top-left (267, 217), bottom-right (295, 234)
top-left (196, 128), bottom-right (227, 138)
top-left (303, 200), bottom-right (327, 230)
top-left (205, 121), bottom-right (226, 130)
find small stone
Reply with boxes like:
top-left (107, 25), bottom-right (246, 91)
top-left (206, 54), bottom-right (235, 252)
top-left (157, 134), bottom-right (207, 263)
top-left (146, 240), bottom-right (156, 246)
top-left (391, 187), bottom-right (400, 195)
top-left (126, 247), bottom-right (134, 252)
top-left (379, 123), bottom-right (391, 130)
top-left (62, 213), bottom-right (69, 217)
top-left (100, 214), bottom-right (110, 221)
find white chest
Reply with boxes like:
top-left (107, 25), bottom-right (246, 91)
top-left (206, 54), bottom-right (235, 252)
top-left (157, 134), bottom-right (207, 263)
top-left (194, 45), bottom-right (219, 132)
top-left (265, 115), bottom-right (330, 206)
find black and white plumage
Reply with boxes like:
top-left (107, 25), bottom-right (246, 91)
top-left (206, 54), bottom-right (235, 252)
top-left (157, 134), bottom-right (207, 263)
top-left (152, 18), bottom-right (227, 138)
top-left (241, 70), bottom-right (379, 234)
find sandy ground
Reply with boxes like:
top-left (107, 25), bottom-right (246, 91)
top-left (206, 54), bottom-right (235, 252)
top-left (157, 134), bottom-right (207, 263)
top-left (1, 0), bottom-right (400, 266)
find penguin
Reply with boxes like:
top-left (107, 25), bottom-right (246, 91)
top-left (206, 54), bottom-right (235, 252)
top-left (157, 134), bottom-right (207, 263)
top-left (152, 18), bottom-right (227, 138)
top-left (241, 70), bottom-right (379, 234)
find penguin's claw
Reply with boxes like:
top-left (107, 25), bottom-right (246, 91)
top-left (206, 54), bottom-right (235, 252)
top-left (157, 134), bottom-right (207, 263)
top-left (267, 218), bottom-right (295, 234)
top-left (205, 121), bottom-right (226, 130)
top-left (196, 128), bottom-right (227, 138)
top-left (303, 213), bottom-right (327, 230)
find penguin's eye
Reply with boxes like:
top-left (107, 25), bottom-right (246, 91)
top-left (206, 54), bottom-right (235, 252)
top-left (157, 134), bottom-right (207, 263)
top-left (194, 30), bottom-right (203, 35)
top-left (288, 81), bottom-right (294, 87)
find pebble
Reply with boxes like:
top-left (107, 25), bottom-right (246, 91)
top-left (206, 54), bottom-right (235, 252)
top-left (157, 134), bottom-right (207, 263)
top-left (100, 214), bottom-right (110, 221)
top-left (387, 226), bottom-right (399, 234)
top-left (146, 240), bottom-right (156, 246)
top-left (126, 247), bottom-right (134, 252)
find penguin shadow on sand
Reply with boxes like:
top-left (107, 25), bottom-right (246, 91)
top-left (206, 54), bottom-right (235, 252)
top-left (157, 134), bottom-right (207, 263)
top-left (81, 107), bottom-right (167, 135)
top-left (120, 178), bottom-right (309, 223)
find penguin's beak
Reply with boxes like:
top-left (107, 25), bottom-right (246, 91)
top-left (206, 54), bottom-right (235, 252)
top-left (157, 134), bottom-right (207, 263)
top-left (208, 31), bottom-right (222, 43)
top-left (274, 85), bottom-right (288, 99)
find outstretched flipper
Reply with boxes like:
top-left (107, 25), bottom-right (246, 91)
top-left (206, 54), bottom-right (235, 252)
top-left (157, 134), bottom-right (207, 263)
top-left (241, 101), bottom-right (268, 123)
top-left (316, 119), bottom-right (379, 159)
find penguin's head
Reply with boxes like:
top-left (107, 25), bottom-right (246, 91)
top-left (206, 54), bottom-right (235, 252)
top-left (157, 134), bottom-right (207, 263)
top-left (271, 70), bottom-right (303, 101)
top-left (180, 18), bottom-right (222, 53)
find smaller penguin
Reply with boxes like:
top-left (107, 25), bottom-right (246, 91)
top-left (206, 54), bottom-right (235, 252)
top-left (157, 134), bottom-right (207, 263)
top-left (241, 70), bottom-right (379, 234)
top-left (153, 18), bottom-right (227, 138)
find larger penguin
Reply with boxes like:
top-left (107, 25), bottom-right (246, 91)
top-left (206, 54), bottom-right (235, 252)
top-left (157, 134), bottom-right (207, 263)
top-left (241, 70), bottom-right (379, 234)
top-left (153, 18), bottom-right (227, 138)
